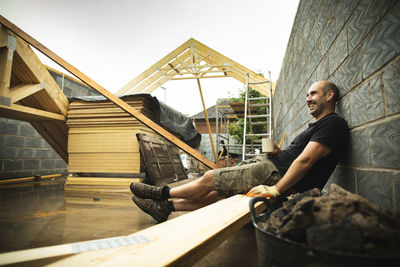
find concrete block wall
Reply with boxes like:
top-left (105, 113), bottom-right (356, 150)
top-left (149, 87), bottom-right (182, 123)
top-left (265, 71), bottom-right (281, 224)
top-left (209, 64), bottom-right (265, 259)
top-left (273, 0), bottom-right (399, 210)
top-left (0, 70), bottom-right (99, 180)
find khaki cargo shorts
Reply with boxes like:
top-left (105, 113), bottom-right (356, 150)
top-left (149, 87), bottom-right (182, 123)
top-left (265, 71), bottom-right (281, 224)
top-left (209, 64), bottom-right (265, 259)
top-left (213, 156), bottom-right (281, 197)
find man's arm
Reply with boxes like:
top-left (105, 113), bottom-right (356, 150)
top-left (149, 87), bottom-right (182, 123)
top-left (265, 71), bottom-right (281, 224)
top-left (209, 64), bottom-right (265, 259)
top-left (274, 141), bottom-right (331, 194)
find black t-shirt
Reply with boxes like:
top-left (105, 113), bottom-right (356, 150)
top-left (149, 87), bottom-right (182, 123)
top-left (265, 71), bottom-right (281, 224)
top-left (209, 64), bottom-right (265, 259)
top-left (269, 113), bottom-right (348, 192)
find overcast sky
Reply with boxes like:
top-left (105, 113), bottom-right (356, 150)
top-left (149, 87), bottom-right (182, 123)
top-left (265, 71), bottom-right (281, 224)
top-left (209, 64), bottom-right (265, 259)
top-left (1, 0), bottom-right (299, 116)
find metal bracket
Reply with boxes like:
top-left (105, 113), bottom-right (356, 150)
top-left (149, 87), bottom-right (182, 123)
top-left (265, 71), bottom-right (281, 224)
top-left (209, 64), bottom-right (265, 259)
top-left (7, 35), bottom-right (16, 60)
top-left (0, 96), bottom-right (11, 106)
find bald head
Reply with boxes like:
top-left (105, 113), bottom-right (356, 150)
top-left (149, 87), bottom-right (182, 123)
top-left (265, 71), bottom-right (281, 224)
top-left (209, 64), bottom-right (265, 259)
top-left (312, 80), bottom-right (340, 103)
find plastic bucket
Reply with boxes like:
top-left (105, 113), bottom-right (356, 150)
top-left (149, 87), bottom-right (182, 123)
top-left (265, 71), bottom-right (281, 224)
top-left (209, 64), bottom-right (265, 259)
top-left (249, 197), bottom-right (399, 267)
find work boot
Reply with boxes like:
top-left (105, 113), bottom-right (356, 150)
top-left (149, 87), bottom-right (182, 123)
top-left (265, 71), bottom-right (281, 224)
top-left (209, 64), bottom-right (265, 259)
top-left (130, 182), bottom-right (168, 200)
top-left (132, 196), bottom-right (171, 223)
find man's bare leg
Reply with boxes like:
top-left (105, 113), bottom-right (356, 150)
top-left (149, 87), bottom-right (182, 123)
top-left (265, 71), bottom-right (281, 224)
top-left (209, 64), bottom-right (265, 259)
top-left (172, 191), bottom-right (223, 211)
top-left (131, 171), bottom-right (222, 222)
top-left (169, 170), bottom-right (217, 201)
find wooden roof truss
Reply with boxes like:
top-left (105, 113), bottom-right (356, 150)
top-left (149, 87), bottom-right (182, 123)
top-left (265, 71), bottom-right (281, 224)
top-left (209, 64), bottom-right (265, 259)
top-left (116, 38), bottom-right (271, 96)
top-left (0, 25), bottom-right (69, 161)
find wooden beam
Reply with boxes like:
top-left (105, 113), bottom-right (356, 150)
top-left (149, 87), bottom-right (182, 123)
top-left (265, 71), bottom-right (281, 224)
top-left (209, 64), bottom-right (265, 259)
top-left (8, 82), bottom-right (46, 103)
top-left (139, 56), bottom-right (194, 94)
top-left (0, 174), bottom-right (62, 184)
top-left (0, 103), bottom-right (66, 121)
top-left (0, 25), bottom-right (8, 47)
top-left (165, 69), bottom-right (232, 76)
top-left (13, 33), bottom-right (69, 114)
top-left (116, 39), bottom-right (192, 95)
top-left (0, 195), bottom-right (265, 266)
top-left (129, 50), bottom-right (191, 94)
top-left (193, 42), bottom-right (271, 96)
top-left (0, 46), bottom-right (13, 98)
top-left (168, 63), bottom-right (180, 74)
top-left (0, 16), bottom-right (219, 170)
top-left (196, 78), bottom-right (217, 162)
top-left (170, 75), bottom-right (232, 81)
top-left (158, 64), bottom-right (230, 71)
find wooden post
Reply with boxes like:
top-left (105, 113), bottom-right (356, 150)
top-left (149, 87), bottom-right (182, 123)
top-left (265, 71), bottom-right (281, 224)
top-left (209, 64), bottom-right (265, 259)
top-left (196, 78), bottom-right (217, 162)
top-left (0, 46), bottom-right (12, 97)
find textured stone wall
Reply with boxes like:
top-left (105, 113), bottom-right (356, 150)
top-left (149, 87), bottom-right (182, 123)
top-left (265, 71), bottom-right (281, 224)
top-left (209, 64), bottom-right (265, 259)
top-left (273, 0), bottom-right (400, 209)
top-left (0, 70), bottom-right (98, 179)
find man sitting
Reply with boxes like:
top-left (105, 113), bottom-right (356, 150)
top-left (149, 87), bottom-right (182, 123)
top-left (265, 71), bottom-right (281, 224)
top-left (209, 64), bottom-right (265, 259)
top-left (130, 80), bottom-right (349, 223)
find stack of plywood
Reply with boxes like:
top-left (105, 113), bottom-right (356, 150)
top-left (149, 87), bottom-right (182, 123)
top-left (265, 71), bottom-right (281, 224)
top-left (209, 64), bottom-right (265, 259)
top-left (67, 95), bottom-right (158, 175)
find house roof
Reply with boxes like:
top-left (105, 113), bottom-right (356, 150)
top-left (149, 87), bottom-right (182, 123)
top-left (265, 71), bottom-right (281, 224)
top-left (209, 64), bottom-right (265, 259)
top-left (191, 98), bottom-right (235, 120)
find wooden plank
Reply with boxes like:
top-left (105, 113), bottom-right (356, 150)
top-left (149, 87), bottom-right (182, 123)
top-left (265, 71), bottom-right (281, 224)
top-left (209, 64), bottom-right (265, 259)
top-left (68, 153), bottom-right (141, 173)
top-left (0, 174), bottom-right (62, 184)
top-left (30, 121), bottom-right (68, 162)
top-left (140, 57), bottom-right (193, 93)
top-left (116, 40), bottom-right (192, 95)
top-left (0, 16), bottom-right (219, 170)
top-left (196, 78), bottom-right (217, 162)
top-left (0, 25), bottom-right (8, 47)
top-left (170, 75), bottom-right (232, 80)
top-left (13, 32), bottom-right (69, 114)
top-left (127, 51), bottom-right (190, 93)
top-left (0, 46), bottom-right (13, 97)
top-left (128, 50), bottom-right (191, 94)
top-left (0, 195), bottom-right (265, 266)
top-left (8, 82), bottom-right (45, 102)
top-left (196, 49), bottom-right (270, 96)
top-left (65, 177), bottom-right (142, 186)
top-left (68, 131), bottom-right (140, 153)
top-left (0, 102), bottom-right (65, 121)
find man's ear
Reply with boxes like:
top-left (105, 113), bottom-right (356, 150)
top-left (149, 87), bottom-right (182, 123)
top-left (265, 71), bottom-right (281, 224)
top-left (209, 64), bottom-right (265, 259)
top-left (326, 90), bottom-right (334, 102)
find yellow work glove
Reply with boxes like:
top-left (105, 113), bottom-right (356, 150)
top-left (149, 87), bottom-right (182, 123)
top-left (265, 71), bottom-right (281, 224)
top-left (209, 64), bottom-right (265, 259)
top-left (246, 185), bottom-right (280, 198)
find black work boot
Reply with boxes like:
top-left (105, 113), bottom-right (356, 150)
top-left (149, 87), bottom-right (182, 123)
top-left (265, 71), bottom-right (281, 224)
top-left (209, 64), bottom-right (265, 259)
top-left (130, 182), bottom-right (168, 200)
top-left (132, 196), bottom-right (171, 223)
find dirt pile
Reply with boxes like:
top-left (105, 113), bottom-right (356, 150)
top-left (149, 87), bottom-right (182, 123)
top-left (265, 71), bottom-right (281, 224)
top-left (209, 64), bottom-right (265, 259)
top-left (258, 184), bottom-right (400, 256)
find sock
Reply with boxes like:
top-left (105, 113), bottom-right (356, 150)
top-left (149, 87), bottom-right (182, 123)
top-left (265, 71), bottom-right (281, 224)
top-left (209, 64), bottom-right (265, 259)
top-left (168, 201), bottom-right (176, 212)
top-left (162, 186), bottom-right (171, 199)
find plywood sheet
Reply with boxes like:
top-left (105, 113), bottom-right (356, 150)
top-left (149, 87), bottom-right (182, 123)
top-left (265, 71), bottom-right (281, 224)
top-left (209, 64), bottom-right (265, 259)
top-left (68, 153), bottom-right (141, 173)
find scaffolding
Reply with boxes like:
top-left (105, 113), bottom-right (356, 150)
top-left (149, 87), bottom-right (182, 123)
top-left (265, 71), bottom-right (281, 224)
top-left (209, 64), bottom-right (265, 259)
top-left (242, 72), bottom-right (273, 160)
top-left (215, 71), bottom-right (273, 165)
top-left (215, 99), bottom-right (234, 166)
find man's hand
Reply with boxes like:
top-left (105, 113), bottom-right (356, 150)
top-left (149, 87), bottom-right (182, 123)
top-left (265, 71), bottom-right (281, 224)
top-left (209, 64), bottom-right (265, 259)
top-left (266, 142), bottom-right (281, 156)
top-left (246, 185), bottom-right (281, 198)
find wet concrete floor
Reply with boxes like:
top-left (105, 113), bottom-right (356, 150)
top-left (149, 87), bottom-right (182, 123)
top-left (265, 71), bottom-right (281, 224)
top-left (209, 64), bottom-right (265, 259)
top-left (0, 177), bottom-right (258, 266)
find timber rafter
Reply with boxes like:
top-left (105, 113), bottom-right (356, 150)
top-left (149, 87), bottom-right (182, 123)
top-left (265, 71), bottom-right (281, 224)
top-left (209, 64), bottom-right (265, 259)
top-left (116, 38), bottom-right (274, 96)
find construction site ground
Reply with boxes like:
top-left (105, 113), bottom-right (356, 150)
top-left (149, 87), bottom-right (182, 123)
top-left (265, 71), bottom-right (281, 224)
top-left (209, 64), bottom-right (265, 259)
top-left (0, 176), bottom-right (259, 266)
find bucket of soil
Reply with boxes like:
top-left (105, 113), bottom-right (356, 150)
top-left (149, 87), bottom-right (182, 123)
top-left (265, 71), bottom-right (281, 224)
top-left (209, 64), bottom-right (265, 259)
top-left (249, 184), bottom-right (400, 267)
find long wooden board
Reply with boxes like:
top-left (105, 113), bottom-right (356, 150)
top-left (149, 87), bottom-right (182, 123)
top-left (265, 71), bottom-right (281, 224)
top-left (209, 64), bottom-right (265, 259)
top-left (0, 15), bottom-right (219, 170)
top-left (0, 195), bottom-right (265, 266)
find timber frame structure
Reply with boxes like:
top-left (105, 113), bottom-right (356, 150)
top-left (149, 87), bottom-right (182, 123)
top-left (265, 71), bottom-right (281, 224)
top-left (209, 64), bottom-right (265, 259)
top-left (117, 38), bottom-right (271, 97)
top-left (116, 38), bottom-right (273, 162)
top-left (0, 24), bottom-right (69, 162)
top-left (0, 15), bottom-right (273, 170)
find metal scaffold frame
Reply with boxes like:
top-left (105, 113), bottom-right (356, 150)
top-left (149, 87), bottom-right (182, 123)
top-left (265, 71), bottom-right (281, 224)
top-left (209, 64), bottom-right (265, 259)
top-left (215, 71), bottom-right (273, 165)
top-left (242, 71), bottom-right (273, 161)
